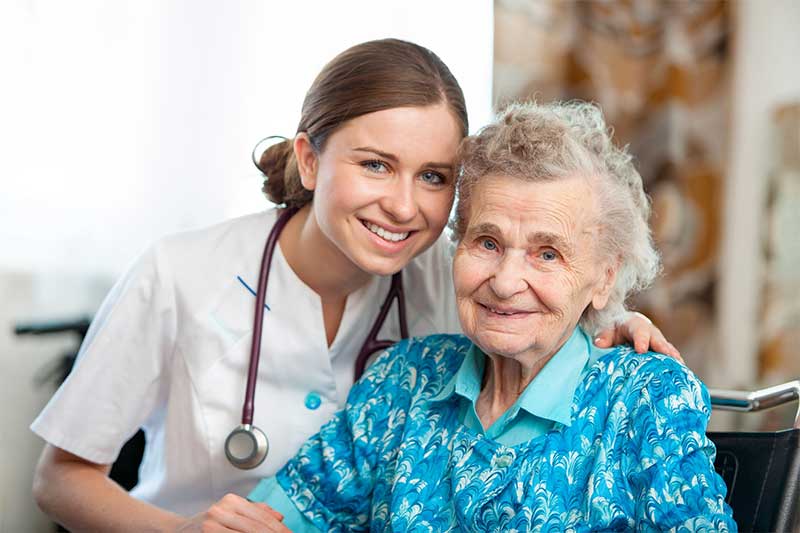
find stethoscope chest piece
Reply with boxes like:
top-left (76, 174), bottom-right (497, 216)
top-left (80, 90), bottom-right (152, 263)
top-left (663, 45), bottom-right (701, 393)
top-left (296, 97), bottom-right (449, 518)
top-left (225, 424), bottom-right (269, 470)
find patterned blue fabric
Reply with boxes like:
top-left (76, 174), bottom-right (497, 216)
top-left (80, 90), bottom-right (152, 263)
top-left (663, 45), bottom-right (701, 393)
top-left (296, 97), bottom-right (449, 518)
top-left (259, 334), bottom-right (736, 531)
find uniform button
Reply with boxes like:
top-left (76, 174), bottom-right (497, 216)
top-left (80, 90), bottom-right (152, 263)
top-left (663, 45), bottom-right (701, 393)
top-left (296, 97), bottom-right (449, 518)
top-left (304, 391), bottom-right (322, 410)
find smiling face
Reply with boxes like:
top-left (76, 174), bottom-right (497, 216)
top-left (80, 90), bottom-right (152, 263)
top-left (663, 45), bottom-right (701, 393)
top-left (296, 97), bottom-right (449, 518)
top-left (453, 173), bottom-right (617, 365)
top-left (299, 104), bottom-right (462, 276)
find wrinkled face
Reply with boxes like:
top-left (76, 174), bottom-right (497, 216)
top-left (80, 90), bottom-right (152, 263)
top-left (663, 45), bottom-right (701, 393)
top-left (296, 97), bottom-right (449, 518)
top-left (304, 104), bottom-right (461, 276)
top-left (453, 174), bottom-right (616, 364)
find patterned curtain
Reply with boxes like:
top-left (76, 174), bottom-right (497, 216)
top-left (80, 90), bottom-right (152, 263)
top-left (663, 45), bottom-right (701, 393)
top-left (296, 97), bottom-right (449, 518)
top-left (494, 0), bottom-right (731, 379)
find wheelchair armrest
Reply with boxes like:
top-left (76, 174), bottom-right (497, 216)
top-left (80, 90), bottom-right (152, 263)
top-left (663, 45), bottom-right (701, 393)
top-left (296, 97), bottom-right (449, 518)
top-left (709, 380), bottom-right (800, 428)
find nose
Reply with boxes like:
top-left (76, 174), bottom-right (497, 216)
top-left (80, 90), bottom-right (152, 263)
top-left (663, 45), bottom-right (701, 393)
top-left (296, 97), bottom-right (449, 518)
top-left (489, 251), bottom-right (528, 299)
top-left (379, 175), bottom-right (418, 223)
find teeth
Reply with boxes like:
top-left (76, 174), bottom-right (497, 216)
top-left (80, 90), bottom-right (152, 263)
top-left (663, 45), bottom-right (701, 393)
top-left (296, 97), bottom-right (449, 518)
top-left (489, 307), bottom-right (514, 315)
top-left (365, 222), bottom-right (409, 243)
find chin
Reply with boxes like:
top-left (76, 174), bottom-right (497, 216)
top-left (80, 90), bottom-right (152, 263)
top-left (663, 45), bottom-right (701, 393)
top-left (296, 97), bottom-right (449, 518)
top-left (353, 244), bottom-right (430, 277)
top-left (355, 256), bottom-right (406, 277)
top-left (476, 332), bottom-right (536, 359)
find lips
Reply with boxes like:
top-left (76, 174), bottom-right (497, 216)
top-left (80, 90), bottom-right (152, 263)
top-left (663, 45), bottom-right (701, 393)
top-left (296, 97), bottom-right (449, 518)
top-left (361, 220), bottom-right (411, 243)
top-left (478, 302), bottom-right (534, 317)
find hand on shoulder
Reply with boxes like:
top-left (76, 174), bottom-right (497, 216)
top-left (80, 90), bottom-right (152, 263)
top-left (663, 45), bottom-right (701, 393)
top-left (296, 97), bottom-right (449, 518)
top-left (593, 311), bottom-right (683, 363)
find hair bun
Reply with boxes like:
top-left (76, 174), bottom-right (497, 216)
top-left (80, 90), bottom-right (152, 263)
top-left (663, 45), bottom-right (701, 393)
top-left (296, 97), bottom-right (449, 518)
top-left (258, 139), bottom-right (292, 202)
top-left (257, 139), bottom-right (312, 208)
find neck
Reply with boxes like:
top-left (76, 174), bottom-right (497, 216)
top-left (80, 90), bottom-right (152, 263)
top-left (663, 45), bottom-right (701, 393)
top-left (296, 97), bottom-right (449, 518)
top-left (476, 352), bottom-right (551, 429)
top-left (278, 204), bottom-right (373, 301)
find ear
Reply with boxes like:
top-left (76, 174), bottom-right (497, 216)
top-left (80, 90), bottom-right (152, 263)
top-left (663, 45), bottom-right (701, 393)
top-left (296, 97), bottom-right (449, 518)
top-left (590, 259), bottom-right (619, 311)
top-left (294, 133), bottom-right (319, 191)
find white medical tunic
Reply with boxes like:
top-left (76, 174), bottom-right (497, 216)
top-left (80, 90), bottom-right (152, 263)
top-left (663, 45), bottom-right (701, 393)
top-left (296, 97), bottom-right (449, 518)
top-left (31, 209), bottom-right (461, 516)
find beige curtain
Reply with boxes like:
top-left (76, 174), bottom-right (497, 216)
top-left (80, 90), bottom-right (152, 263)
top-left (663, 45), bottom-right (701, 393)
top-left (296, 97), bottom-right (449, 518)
top-left (494, 0), bottom-right (731, 378)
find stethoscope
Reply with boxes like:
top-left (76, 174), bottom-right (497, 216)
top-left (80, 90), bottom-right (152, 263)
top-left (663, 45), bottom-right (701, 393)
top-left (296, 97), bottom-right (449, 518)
top-left (224, 138), bottom-right (409, 469)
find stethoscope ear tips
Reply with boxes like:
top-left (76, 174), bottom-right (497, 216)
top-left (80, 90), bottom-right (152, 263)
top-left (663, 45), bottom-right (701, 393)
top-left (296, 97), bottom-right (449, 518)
top-left (251, 135), bottom-right (289, 175)
top-left (225, 424), bottom-right (269, 470)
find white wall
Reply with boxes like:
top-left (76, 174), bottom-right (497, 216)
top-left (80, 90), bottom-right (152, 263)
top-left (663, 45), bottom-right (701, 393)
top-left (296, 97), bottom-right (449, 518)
top-left (716, 0), bottom-right (800, 388)
top-left (1, 0), bottom-right (494, 279)
top-left (0, 2), bottom-right (493, 530)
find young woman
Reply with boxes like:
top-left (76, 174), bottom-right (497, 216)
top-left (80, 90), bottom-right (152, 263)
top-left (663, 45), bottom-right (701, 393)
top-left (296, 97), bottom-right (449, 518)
top-left (30, 39), bottom-right (678, 532)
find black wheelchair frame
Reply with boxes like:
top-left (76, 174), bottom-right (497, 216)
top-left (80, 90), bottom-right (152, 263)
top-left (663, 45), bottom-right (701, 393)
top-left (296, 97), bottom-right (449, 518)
top-left (709, 380), bottom-right (800, 532)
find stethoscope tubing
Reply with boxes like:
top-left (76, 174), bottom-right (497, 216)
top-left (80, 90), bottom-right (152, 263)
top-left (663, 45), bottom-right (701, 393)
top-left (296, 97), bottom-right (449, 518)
top-left (242, 206), bottom-right (298, 426)
top-left (353, 271), bottom-right (409, 380)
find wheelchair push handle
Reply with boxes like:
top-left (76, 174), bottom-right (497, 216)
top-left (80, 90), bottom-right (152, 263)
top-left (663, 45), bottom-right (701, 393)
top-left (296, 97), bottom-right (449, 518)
top-left (14, 317), bottom-right (92, 337)
top-left (709, 380), bottom-right (800, 428)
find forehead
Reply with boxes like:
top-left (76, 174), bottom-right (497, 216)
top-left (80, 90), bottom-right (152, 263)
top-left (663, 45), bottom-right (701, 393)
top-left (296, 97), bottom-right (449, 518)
top-left (325, 105), bottom-right (462, 163)
top-left (465, 174), bottom-right (598, 240)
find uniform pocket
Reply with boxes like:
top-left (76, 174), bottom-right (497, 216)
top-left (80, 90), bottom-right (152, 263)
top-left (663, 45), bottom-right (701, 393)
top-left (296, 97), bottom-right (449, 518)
top-left (209, 278), bottom-right (255, 343)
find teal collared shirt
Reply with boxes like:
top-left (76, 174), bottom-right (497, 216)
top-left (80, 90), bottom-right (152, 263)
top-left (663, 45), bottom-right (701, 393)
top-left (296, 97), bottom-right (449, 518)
top-left (431, 326), bottom-right (611, 445)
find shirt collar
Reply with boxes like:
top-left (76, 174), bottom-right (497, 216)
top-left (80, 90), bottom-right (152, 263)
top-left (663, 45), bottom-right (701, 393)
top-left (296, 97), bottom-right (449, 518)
top-left (513, 327), bottom-right (591, 426)
top-left (454, 344), bottom-right (484, 400)
top-left (430, 327), bottom-right (601, 427)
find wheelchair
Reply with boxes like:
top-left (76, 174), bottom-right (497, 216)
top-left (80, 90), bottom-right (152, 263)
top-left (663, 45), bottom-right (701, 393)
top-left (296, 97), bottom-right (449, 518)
top-left (708, 380), bottom-right (800, 532)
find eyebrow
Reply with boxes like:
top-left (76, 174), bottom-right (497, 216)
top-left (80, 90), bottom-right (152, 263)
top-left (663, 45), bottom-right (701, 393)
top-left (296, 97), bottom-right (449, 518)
top-left (468, 222), bottom-right (502, 237)
top-left (352, 146), bottom-right (454, 171)
top-left (528, 231), bottom-right (574, 256)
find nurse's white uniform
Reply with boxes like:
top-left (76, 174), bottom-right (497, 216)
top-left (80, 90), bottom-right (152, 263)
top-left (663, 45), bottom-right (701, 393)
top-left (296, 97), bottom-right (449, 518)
top-left (31, 208), bottom-right (460, 516)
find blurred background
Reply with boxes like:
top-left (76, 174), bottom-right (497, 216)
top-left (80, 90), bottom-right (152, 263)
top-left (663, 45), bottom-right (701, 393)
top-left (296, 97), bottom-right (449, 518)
top-left (1, 0), bottom-right (798, 530)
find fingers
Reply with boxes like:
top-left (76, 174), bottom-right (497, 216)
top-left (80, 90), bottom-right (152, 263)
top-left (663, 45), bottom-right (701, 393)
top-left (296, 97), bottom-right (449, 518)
top-left (628, 312), bottom-right (684, 361)
top-left (593, 328), bottom-right (615, 348)
top-left (616, 312), bottom-right (684, 363)
top-left (599, 313), bottom-right (684, 364)
top-left (634, 328), bottom-right (652, 354)
top-left (598, 314), bottom-right (643, 349)
top-left (616, 312), bottom-right (654, 352)
top-left (621, 314), bottom-right (651, 353)
top-left (650, 333), bottom-right (683, 363)
top-left (599, 315), bottom-right (642, 352)
top-left (231, 497), bottom-right (289, 532)
top-left (196, 493), bottom-right (289, 533)
top-left (253, 501), bottom-right (284, 521)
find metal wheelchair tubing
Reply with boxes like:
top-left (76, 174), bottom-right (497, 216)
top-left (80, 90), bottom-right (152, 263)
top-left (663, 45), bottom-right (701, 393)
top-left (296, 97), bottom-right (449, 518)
top-left (708, 380), bottom-right (800, 429)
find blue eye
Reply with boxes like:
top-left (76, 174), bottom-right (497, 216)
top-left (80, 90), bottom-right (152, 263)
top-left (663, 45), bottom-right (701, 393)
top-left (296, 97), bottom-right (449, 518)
top-left (541, 249), bottom-right (558, 261)
top-left (362, 160), bottom-right (387, 173)
top-left (482, 239), bottom-right (497, 251)
top-left (420, 170), bottom-right (445, 185)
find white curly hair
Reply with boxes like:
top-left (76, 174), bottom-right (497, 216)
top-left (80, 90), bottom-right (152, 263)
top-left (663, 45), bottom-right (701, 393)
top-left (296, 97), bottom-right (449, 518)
top-left (452, 100), bottom-right (660, 333)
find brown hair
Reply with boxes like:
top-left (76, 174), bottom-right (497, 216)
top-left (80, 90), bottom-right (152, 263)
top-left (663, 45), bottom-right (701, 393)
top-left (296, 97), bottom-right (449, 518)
top-left (258, 38), bottom-right (468, 208)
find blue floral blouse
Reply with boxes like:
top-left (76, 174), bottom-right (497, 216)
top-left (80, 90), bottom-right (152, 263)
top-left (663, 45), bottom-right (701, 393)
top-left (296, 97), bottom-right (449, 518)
top-left (250, 333), bottom-right (736, 532)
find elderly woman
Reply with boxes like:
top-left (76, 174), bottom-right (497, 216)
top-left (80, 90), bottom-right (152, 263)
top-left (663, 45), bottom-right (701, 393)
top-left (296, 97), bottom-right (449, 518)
top-left (248, 101), bottom-right (735, 531)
